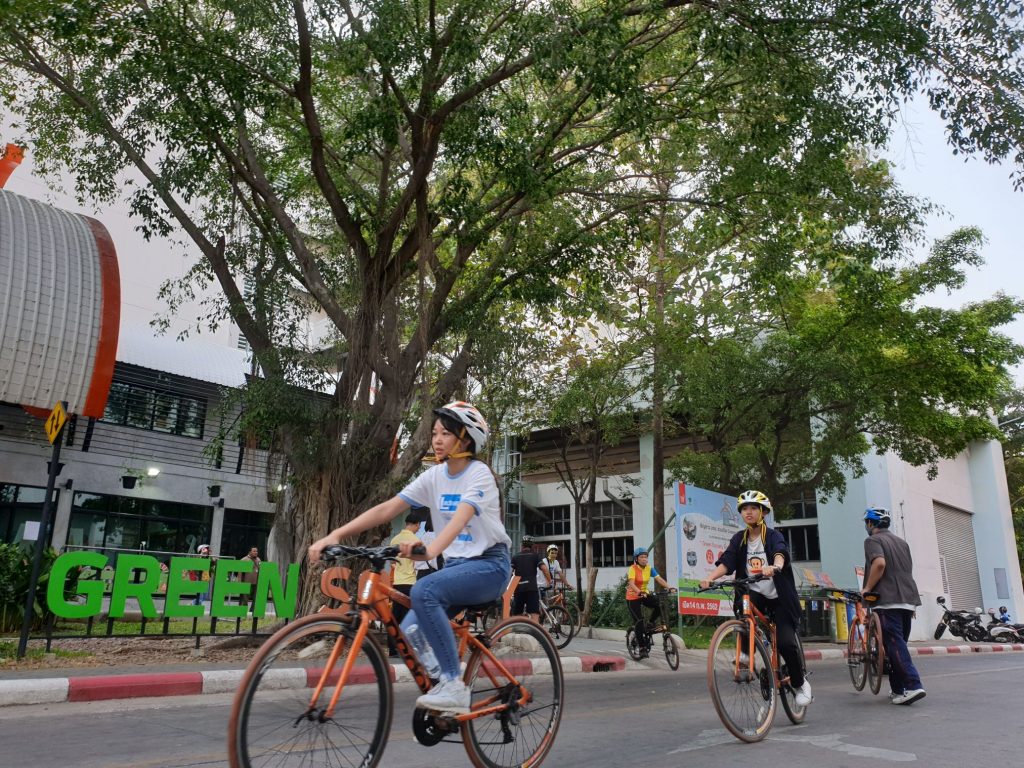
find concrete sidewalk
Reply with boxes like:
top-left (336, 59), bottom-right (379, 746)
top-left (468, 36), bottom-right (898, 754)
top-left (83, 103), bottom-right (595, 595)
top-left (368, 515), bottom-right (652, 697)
top-left (3, 630), bottom-right (1021, 707)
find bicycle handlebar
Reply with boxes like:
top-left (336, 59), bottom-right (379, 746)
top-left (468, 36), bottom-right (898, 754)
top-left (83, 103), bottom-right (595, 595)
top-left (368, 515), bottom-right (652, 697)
top-left (696, 575), bottom-right (767, 593)
top-left (321, 543), bottom-right (427, 562)
top-left (829, 588), bottom-right (880, 604)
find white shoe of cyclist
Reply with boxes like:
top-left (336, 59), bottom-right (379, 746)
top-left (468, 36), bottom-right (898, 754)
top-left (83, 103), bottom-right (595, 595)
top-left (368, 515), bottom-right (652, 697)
top-left (416, 678), bottom-right (471, 714)
top-left (794, 680), bottom-right (813, 707)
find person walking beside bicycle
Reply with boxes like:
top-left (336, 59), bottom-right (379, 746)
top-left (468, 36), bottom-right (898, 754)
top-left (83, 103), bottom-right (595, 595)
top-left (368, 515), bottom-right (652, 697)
top-left (538, 544), bottom-right (565, 600)
top-left (625, 547), bottom-right (674, 657)
top-left (699, 490), bottom-right (813, 707)
top-left (862, 507), bottom-right (926, 705)
top-left (511, 536), bottom-right (550, 621)
top-left (309, 401), bottom-right (511, 715)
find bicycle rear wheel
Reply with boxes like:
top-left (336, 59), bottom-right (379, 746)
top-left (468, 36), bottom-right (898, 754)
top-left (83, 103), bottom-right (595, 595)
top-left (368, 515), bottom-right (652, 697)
top-left (779, 634), bottom-right (807, 725)
top-left (707, 620), bottom-right (776, 743)
top-left (847, 617), bottom-right (867, 691)
top-left (867, 613), bottom-right (885, 695)
top-left (542, 605), bottom-right (574, 649)
top-left (462, 617), bottom-right (563, 768)
top-left (663, 633), bottom-right (681, 670)
top-left (228, 615), bottom-right (393, 768)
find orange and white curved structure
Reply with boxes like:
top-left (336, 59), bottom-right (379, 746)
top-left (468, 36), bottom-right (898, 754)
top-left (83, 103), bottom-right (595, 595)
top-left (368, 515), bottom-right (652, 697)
top-left (0, 188), bottom-right (120, 418)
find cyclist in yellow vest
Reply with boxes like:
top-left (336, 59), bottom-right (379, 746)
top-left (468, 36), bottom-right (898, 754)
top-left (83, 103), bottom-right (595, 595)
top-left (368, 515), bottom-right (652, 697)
top-left (625, 547), bottom-right (674, 658)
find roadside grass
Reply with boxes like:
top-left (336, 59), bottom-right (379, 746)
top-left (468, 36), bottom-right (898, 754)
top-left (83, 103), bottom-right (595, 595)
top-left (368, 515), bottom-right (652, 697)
top-left (0, 640), bottom-right (91, 663)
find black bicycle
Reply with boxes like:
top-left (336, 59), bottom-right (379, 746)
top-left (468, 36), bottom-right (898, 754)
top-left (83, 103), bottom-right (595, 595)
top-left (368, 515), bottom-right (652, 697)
top-left (625, 590), bottom-right (681, 670)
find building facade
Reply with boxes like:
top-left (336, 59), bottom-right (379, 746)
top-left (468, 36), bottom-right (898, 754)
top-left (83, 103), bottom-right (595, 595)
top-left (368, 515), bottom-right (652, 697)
top-left (512, 431), bottom-right (1024, 640)
top-left (0, 327), bottom-right (277, 564)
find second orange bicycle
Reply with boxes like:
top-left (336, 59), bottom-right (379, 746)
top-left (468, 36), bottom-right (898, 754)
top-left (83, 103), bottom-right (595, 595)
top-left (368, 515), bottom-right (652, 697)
top-left (831, 588), bottom-right (886, 694)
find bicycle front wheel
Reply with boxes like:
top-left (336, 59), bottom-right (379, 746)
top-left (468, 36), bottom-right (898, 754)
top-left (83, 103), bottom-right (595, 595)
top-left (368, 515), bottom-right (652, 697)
top-left (847, 617), bottom-right (867, 691)
top-left (663, 633), bottom-right (681, 670)
top-left (779, 634), bottom-right (807, 725)
top-left (867, 613), bottom-right (886, 695)
top-left (707, 620), bottom-right (776, 743)
top-left (542, 605), bottom-right (575, 649)
top-left (462, 617), bottom-right (563, 768)
top-left (228, 615), bottom-right (393, 768)
top-left (625, 628), bottom-right (645, 660)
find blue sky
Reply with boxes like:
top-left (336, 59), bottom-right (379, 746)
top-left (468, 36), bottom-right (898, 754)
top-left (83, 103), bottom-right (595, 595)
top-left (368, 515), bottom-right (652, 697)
top-left (886, 99), bottom-right (1023, 386)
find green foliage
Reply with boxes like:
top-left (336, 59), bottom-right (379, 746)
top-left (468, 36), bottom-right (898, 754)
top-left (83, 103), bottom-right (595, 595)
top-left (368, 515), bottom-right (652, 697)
top-left (664, 226), bottom-right (1024, 506)
top-left (3, 0), bottom-right (1023, 578)
top-left (0, 543), bottom-right (79, 633)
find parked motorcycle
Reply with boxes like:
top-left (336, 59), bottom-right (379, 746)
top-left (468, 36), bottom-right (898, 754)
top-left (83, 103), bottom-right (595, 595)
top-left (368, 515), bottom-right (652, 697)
top-left (934, 596), bottom-right (987, 641)
top-left (985, 609), bottom-right (1024, 643)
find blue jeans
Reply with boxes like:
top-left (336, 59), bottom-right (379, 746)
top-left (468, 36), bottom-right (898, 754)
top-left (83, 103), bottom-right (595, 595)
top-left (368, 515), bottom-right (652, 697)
top-left (878, 609), bottom-right (923, 694)
top-left (401, 544), bottom-right (510, 681)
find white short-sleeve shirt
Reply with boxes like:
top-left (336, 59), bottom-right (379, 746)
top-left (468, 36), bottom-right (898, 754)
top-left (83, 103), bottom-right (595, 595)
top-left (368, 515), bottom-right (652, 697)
top-left (398, 461), bottom-right (511, 559)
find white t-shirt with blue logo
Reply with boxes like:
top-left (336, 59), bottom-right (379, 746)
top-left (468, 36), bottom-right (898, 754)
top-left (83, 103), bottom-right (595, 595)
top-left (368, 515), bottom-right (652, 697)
top-left (398, 461), bottom-right (511, 559)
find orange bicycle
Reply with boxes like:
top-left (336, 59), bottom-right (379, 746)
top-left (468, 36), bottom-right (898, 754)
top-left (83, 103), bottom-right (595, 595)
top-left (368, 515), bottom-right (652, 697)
top-left (831, 588), bottom-right (885, 694)
top-left (700, 576), bottom-right (807, 742)
top-left (228, 545), bottom-right (564, 768)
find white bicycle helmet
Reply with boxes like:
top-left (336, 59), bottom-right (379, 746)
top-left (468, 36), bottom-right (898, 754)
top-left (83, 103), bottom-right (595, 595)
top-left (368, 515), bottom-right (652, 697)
top-left (433, 400), bottom-right (490, 453)
top-left (736, 490), bottom-right (772, 515)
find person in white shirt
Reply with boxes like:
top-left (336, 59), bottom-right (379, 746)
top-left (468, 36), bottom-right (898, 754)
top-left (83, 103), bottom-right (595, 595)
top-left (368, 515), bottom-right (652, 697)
top-left (310, 402), bottom-right (510, 714)
top-left (537, 544), bottom-right (565, 599)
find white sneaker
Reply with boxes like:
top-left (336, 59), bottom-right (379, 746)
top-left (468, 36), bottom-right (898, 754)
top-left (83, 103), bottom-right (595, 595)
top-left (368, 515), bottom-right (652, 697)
top-left (794, 680), bottom-right (813, 707)
top-left (892, 688), bottom-right (926, 706)
top-left (416, 678), bottom-right (471, 714)
top-left (739, 652), bottom-right (750, 665)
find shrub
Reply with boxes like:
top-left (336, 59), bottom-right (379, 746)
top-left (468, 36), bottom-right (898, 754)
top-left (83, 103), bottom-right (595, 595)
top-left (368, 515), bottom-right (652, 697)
top-left (0, 542), bottom-right (78, 633)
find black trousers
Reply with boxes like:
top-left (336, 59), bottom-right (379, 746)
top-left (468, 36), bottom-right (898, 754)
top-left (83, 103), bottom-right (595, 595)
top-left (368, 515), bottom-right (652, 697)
top-left (627, 594), bottom-right (661, 643)
top-left (747, 591), bottom-right (805, 688)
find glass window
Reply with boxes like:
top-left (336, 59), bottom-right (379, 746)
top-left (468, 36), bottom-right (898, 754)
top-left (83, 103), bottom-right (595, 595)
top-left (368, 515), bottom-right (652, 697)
top-left (101, 379), bottom-right (206, 439)
top-left (788, 491), bottom-right (818, 520)
top-left (0, 482), bottom-right (58, 545)
top-left (125, 387), bottom-right (155, 429)
top-left (578, 536), bottom-right (634, 568)
top-left (782, 524), bottom-right (821, 561)
top-left (585, 500), bottom-right (633, 534)
top-left (66, 492), bottom-right (212, 557)
top-left (526, 505), bottom-right (571, 537)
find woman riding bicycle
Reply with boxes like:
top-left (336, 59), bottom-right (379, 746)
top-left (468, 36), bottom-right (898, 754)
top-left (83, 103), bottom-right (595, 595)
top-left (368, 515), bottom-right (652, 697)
top-left (699, 490), bottom-right (812, 707)
top-left (309, 401), bottom-right (511, 714)
top-left (625, 547), bottom-right (674, 657)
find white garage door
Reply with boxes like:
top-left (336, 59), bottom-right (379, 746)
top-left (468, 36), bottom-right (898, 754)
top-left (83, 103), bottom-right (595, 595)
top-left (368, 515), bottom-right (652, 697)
top-left (934, 501), bottom-right (984, 611)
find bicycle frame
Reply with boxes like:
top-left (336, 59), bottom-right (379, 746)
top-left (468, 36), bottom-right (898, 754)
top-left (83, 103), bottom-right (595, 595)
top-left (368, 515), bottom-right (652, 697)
top-left (313, 562), bottom-right (526, 723)
top-left (735, 590), bottom-right (789, 687)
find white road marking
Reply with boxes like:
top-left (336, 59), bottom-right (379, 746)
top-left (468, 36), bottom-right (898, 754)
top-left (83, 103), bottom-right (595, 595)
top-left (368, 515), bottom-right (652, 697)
top-left (669, 729), bottom-right (916, 762)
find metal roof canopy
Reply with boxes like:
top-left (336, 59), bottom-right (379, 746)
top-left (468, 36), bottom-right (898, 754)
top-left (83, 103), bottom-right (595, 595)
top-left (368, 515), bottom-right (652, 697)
top-left (0, 189), bottom-right (120, 418)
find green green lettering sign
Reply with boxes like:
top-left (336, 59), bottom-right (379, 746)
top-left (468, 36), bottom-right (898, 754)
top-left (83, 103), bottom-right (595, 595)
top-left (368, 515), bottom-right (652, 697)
top-left (108, 554), bottom-right (162, 618)
top-left (47, 550), bottom-right (106, 618)
top-left (163, 556), bottom-right (206, 618)
top-left (253, 563), bottom-right (300, 620)
top-left (45, 552), bottom-right (301, 620)
top-left (210, 559), bottom-right (253, 618)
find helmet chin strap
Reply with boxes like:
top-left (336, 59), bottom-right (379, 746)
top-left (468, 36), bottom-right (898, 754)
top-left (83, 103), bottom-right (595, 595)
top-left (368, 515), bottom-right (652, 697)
top-left (741, 510), bottom-right (767, 545)
top-left (422, 429), bottom-right (473, 463)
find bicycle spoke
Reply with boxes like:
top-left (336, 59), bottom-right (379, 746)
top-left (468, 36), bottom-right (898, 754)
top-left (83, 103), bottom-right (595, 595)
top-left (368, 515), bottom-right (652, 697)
top-left (707, 621), bottom-right (776, 743)
top-left (230, 617), bottom-right (392, 768)
top-left (463, 618), bottom-right (563, 768)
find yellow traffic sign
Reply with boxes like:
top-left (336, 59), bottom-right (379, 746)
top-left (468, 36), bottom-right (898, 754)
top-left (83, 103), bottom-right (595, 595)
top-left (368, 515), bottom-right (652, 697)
top-left (44, 401), bottom-right (68, 444)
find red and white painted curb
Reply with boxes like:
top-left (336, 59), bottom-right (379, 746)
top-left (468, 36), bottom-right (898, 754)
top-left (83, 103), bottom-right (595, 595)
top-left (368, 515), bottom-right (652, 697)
top-left (802, 643), bottom-right (1024, 661)
top-left (0, 655), bottom-right (626, 707)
